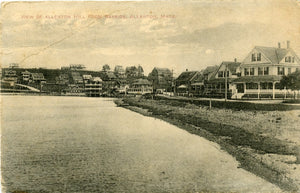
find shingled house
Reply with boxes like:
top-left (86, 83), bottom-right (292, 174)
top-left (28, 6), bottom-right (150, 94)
top-left (232, 41), bottom-right (300, 99)
top-left (206, 60), bottom-right (241, 98)
top-left (174, 70), bottom-right (202, 96)
top-left (148, 67), bottom-right (173, 93)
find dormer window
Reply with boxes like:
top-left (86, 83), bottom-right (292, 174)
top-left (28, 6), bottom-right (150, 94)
top-left (251, 53), bottom-right (261, 62)
top-left (285, 56), bottom-right (295, 63)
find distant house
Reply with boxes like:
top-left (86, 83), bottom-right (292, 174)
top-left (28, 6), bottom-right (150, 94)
top-left (174, 70), bottom-right (202, 96)
top-left (100, 71), bottom-right (117, 94)
top-left (127, 78), bottom-right (152, 95)
top-left (21, 70), bottom-right (31, 83)
top-left (83, 75), bottom-right (103, 97)
top-left (70, 72), bottom-right (83, 84)
top-left (125, 65), bottom-right (144, 78)
top-left (201, 65), bottom-right (219, 81)
top-left (189, 73), bottom-right (205, 97)
top-left (148, 67), bottom-right (173, 92)
top-left (55, 73), bottom-right (69, 85)
top-left (206, 60), bottom-right (241, 98)
top-left (232, 41), bottom-right (300, 99)
top-left (69, 64), bottom-right (85, 71)
top-left (30, 73), bottom-right (46, 84)
top-left (82, 74), bottom-right (93, 83)
top-left (114, 65), bottom-right (126, 78)
top-left (3, 69), bottom-right (18, 84)
top-left (115, 79), bottom-right (130, 94)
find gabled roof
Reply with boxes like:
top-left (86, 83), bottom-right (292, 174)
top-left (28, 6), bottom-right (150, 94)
top-left (31, 73), bottom-right (45, 80)
top-left (153, 67), bottom-right (172, 75)
top-left (22, 70), bottom-right (31, 75)
top-left (201, 65), bottom-right (219, 75)
top-left (133, 78), bottom-right (151, 85)
top-left (192, 73), bottom-right (204, 82)
top-left (209, 61), bottom-right (241, 80)
top-left (176, 71), bottom-right (199, 82)
top-left (253, 46), bottom-right (289, 64)
top-left (224, 62), bottom-right (241, 73)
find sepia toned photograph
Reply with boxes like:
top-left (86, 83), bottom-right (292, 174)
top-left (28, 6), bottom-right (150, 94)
top-left (1, 0), bottom-right (300, 192)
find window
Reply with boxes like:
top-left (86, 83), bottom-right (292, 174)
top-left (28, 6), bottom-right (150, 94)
top-left (264, 67), bottom-right (269, 75)
top-left (218, 70), bottom-right (229, 78)
top-left (257, 53), bottom-right (261, 61)
top-left (285, 56), bottom-right (294, 63)
top-left (251, 53), bottom-right (261, 62)
top-left (218, 71), bottom-right (223, 78)
top-left (244, 68), bottom-right (254, 76)
top-left (278, 67), bottom-right (285, 75)
top-left (251, 54), bottom-right (256, 62)
top-left (250, 68), bottom-right (255, 75)
top-left (258, 67), bottom-right (263, 75)
top-left (244, 68), bottom-right (249, 76)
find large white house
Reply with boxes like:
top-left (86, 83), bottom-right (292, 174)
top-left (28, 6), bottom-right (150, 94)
top-left (231, 41), bottom-right (300, 99)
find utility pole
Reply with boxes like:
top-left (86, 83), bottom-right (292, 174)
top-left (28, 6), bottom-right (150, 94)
top-left (172, 69), bottom-right (175, 96)
top-left (225, 64), bottom-right (228, 102)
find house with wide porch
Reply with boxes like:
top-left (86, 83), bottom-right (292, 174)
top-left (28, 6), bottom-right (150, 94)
top-left (174, 70), bottom-right (203, 96)
top-left (127, 78), bottom-right (152, 95)
top-left (205, 60), bottom-right (241, 98)
top-left (83, 75), bottom-right (103, 97)
top-left (232, 41), bottom-right (300, 99)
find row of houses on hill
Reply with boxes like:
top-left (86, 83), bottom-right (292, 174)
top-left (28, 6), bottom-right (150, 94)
top-left (2, 41), bottom-right (299, 99)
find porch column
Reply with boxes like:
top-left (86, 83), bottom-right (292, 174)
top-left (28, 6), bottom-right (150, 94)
top-left (272, 82), bottom-right (275, 100)
top-left (244, 83), bottom-right (247, 94)
top-left (258, 82), bottom-right (260, 99)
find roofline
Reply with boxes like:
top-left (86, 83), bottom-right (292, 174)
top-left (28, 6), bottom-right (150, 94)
top-left (242, 47), bottom-right (273, 64)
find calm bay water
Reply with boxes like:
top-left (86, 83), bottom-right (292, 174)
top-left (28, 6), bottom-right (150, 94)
top-left (1, 96), bottom-right (281, 193)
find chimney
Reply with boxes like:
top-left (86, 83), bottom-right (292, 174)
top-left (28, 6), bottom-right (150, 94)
top-left (186, 69), bottom-right (188, 71)
top-left (234, 58), bottom-right (237, 63)
top-left (278, 42), bottom-right (281, 48)
top-left (287, 40), bottom-right (290, 49)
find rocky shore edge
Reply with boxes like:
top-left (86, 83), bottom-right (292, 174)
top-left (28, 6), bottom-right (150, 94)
top-left (114, 97), bottom-right (300, 192)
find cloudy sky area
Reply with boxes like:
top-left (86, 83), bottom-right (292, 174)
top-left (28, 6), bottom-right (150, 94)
top-left (1, 0), bottom-right (300, 75)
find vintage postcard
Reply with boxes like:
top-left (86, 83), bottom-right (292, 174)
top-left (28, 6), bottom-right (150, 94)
top-left (1, 0), bottom-right (300, 192)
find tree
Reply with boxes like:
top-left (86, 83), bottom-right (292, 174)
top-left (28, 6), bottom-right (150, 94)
top-left (102, 64), bottom-right (110, 72)
top-left (280, 71), bottom-right (300, 99)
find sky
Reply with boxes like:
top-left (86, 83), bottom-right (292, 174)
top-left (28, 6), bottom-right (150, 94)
top-left (1, 0), bottom-right (300, 76)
